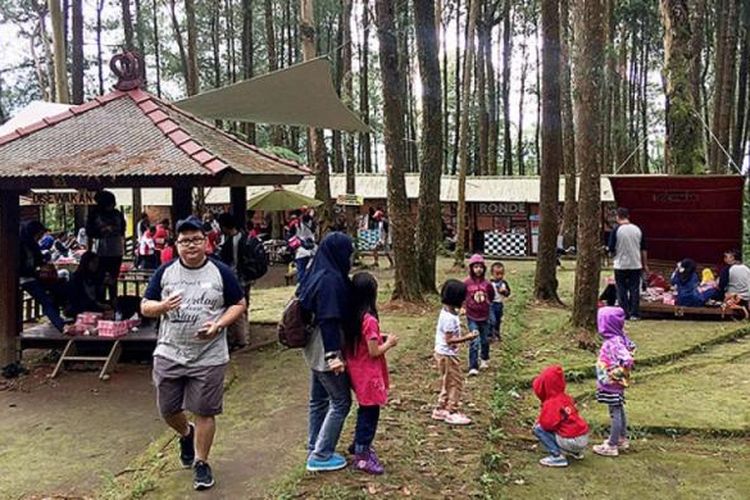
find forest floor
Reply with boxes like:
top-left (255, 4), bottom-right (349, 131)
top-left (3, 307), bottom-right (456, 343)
top-left (3, 258), bottom-right (749, 499)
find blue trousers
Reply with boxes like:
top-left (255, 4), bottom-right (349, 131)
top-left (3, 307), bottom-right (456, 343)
top-left (354, 405), bottom-right (380, 454)
top-left (533, 423), bottom-right (561, 456)
top-left (468, 319), bottom-right (490, 370)
top-left (489, 302), bottom-right (504, 339)
top-left (22, 280), bottom-right (65, 332)
top-left (296, 257), bottom-right (311, 285)
top-left (308, 369), bottom-right (352, 461)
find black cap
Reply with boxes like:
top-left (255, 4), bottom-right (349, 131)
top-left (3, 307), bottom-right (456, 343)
top-left (175, 215), bottom-right (205, 234)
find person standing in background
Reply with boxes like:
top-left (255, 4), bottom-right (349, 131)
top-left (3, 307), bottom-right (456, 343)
top-left (86, 191), bottom-right (126, 306)
top-left (607, 208), bottom-right (648, 321)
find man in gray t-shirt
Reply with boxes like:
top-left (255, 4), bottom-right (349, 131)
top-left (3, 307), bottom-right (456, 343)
top-left (608, 207), bottom-right (649, 320)
top-left (142, 216), bottom-right (245, 491)
top-left (718, 249), bottom-right (750, 302)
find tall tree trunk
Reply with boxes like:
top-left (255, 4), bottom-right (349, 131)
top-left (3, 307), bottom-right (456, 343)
top-left (534, 0), bottom-right (562, 302)
top-left (226, 0), bottom-right (237, 83)
top-left (477, 21), bottom-right (488, 176)
top-left (689, 0), bottom-right (705, 126)
top-left (571, 0), bottom-right (606, 334)
top-left (732, 0), bottom-right (750, 167)
top-left (535, 14), bottom-right (542, 174)
top-left (485, 21), bottom-right (498, 175)
top-left (709, 0), bottom-right (740, 172)
top-left (560, 0), bottom-right (577, 250)
top-left (241, 0), bottom-right (256, 143)
top-left (414, 0), bottom-right (443, 293)
top-left (266, 0), bottom-right (284, 145)
top-left (517, 34), bottom-right (528, 175)
top-left (454, 0), bottom-right (479, 266)
top-left (211, 0), bottom-right (222, 88)
top-left (661, 0), bottom-right (704, 174)
top-left (332, 4), bottom-right (345, 174)
top-left (451, 0), bottom-right (461, 175)
top-left (301, 0), bottom-right (333, 235)
top-left (440, 0), bottom-right (449, 174)
top-left (342, 0), bottom-right (357, 237)
top-left (97, 0), bottom-right (104, 95)
top-left (71, 0), bottom-right (83, 104)
top-left (501, 0), bottom-right (512, 175)
top-left (169, 0), bottom-right (189, 90)
top-left (49, 0), bottom-right (70, 103)
top-left (152, 0), bottom-right (162, 97)
top-left (185, 0), bottom-right (200, 96)
top-left (135, 0), bottom-right (146, 83)
top-left (121, 0), bottom-right (135, 50)
top-left (360, 0), bottom-right (373, 172)
top-left (376, 0), bottom-right (422, 301)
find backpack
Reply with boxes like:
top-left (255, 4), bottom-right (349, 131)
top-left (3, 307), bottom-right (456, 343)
top-left (278, 296), bottom-right (314, 348)
top-left (238, 235), bottom-right (268, 282)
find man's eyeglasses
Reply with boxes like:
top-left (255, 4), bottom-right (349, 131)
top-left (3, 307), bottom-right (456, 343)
top-left (176, 237), bottom-right (206, 247)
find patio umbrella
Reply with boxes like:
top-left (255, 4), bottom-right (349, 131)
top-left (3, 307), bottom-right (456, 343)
top-left (246, 187), bottom-right (323, 212)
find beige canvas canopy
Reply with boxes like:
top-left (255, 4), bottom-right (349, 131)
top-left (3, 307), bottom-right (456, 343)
top-left (175, 58), bottom-right (369, 133)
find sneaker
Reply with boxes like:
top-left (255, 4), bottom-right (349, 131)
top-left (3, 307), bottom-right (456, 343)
top-left (539, 455), bottom-right (569, 467)
top-left (617, 438), bottom-right (630, 451)
top-left (468, 368), bottom-right (479, 376)
top-left (444, 412), bottom-right (472, 425)
top-left (431, 408), bottom-right (450, 421)
top-left (593, 442), bottom-right (619, 457)
top-left (179, 423), bottom-right (195, 468)
top-left (193, 460), bottom-right (215, 490)
top-left (352, 449), bottom-right (385, 475)
top-left (628, 316), bottom-right (641, 322)
top-left (479, 360), bottom-right (489, 370)
top-left (306, 452), bottom-right (348, 472)
top-left (562, 449), bottom-right (585, 460)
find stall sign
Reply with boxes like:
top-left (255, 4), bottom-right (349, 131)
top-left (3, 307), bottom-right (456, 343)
top-left (29, 190), bottom-right (96, 205)
top-left (336, 194), bottom-right (364, 206)
top-left (477, 202), bottom-right (526, 216)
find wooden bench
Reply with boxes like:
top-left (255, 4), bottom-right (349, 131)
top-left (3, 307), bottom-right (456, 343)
top-left (640, 301), bottom-right (749, 321)
top-left (20, 323), bottom-right (158, 380)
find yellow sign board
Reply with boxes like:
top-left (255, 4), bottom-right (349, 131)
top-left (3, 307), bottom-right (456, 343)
top-left (336, 194), bottom-right (364, 206)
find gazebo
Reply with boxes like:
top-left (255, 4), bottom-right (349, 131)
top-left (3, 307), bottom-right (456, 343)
top-left (0, 55), bottom-right (308, 366)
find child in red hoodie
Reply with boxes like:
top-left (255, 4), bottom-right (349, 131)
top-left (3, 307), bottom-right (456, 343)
top-left (532, 365), bottom-right (590, 467)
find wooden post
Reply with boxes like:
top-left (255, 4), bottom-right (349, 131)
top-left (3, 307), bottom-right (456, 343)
top-left (0, 192), bottom-right (21, 365)
top-left (132, 188), bottom-right (142, 234)
top-left (172, 187), bottom-right (193, 222)
top-left (230, 186), bottom-right (247, 230)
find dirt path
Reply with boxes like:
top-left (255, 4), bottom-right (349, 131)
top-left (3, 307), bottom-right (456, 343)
top-left (0, 363), bottom-right (164, 499)
top-left (141, 345), bottom-right (310, 500)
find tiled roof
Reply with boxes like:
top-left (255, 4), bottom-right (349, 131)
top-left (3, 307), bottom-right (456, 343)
top-left (0, 88), bottom-right (305, 183)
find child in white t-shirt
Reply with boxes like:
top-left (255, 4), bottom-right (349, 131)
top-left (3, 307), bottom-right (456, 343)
top-left (432, 279), bottom-right (479, 426)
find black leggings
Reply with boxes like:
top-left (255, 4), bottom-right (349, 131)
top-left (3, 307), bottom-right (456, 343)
top-left (354, 405), bottom-right (380, 454)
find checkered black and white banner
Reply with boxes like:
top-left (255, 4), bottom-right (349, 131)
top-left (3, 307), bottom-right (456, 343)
top-left (484, 231), bottom-right (527, 256)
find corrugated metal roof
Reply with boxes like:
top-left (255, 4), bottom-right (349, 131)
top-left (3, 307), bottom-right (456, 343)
top-left (110, 175), bottom-right (613, 206)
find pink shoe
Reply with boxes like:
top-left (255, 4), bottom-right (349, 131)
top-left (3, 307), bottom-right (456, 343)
top-left (444, 412), bottom-right (472, 425)
top-left (431, 408), bottom-right (449, 421)
top-left (617, 438), bottom-right (630, 450)
top-left (593, 442), bottom-right (619, 457)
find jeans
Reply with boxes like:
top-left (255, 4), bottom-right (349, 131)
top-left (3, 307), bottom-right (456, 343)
top-left (296, 257), bottom-right (311, 285)
top-left (614, 269), bottom-right (642, 319)
top-left (607, 404), bottom-right (627, 446)
top-left (308, 369), bottom-right (352, 461)
top-left (354, 405), bottom-right (380, 454)
top-left (468, 319), bottom-right (490, 370)
top-left (489, 302), bottom-right (504, 339)
top-left (533, 423), bottom-right (561, 456)
top-left (22, 280), bottom-right (65, 332)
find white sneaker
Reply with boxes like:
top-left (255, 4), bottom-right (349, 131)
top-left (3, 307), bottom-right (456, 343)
top-left (593, 442), bottom-right (619, 457)
top-left (468, 368), bottom-right (479, 376)
top-left (444, 412), bottom-right (472, 425)
top-left (479, 360), bottom-right (489, 370)
top-left (431, 408), bottom-right (449, 421)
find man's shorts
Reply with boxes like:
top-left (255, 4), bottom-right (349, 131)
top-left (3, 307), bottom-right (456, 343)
top-left (152, 356), bottom-right (227, 417)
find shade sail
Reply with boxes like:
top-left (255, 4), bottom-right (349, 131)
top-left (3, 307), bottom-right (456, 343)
top-left (246, 187), bottom-right (323, 211)
top-left (609, 175), bottom-right (744, 265)
top-left (175, 58), bottom-right (370, 133)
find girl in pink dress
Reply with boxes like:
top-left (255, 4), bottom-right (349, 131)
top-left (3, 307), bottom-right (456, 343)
top-left (344, 272), bottom-right (398, 474)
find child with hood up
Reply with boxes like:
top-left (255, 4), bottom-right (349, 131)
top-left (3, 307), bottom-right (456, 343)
top-left (532, 365), bottom-right (590, 467)
top-left (593, 306), bottom-right (636, 457)
top-left (464, 254), bottom-right (495, 375)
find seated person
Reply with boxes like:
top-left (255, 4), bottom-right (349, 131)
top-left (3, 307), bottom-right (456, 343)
top-left (20, 221), bottom-right (67, 332)
top-left (718, 249), bottom-right (750, 304)
top-left (671, 258), bottom-right (717, 307)
top-left (65, 252), bottom-right (110, 318)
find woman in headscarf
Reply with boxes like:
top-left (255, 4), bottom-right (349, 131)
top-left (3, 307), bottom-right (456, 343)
top-left (297, 232), bottom-right (355, 473)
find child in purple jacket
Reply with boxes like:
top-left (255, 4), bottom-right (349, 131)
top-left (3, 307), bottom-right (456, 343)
top-left (593, 306), bottom-right (635, 457)
top-left (464, 254), bottom-right (495, 376)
